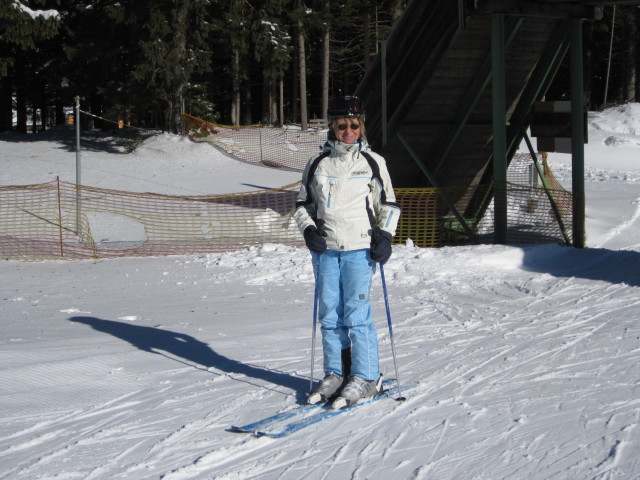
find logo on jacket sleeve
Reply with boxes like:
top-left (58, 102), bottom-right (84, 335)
top-left (351, 170), bottom-right (369, 176)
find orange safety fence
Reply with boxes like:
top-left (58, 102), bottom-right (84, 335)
top-left (1, 118), bottom-right (574, 260)
top-left (0, 180), bottom-right (304, 260)
top-left (0, 179), bottom-right (446, 260)
top-left (0, 176), bottom-right (572, 261)
top-left (183, 113), bottom-right (324, 172)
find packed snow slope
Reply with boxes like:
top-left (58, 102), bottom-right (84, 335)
top-left (1, 105), bottom-right (640, 479)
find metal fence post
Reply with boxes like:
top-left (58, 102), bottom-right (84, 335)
top-left (75, 96), bottom-right (82, 237)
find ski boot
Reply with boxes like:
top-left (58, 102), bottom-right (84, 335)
top-left (307, 348), bottom-right (351, 405)
top-left (331, 374), bottom-right (383, 409)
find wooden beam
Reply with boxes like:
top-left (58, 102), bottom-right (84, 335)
top-left (538, 0), bottom-right (640, 5)
top-left (469, 0), bottom-right (601, 19)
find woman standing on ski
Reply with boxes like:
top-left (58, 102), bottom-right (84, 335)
top-left (295, 96), bottom-right (400, 408)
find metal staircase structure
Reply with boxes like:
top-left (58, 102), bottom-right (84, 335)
top-left (355, 0), bottom-right (632, 247)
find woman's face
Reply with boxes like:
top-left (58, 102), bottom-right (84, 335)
top-left (334, 117), bottom-right (361, 144)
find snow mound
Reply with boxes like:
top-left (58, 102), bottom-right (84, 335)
top-left (590, 103), bottom-right (640, 135)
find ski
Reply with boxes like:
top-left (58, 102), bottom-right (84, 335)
top-left (228, 378), bottom-right (399, 435)
top-left (228, 379), bottom-right (414, 439)
top-left (228, 402), bottom-right (323, 435)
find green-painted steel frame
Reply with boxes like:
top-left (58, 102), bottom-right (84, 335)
top-left (432, 18), bottom-right (523, 178)
top-left (397, 132), bottom-right (478, 242)
top-left (492, 13), bottom-right (508, 243)
top-left (571, 19), bottom-right (586, 248)
top-left (381, 40), bottom-right (388, 147)
top-left (473, 20), bottom-right (574, 242)
top-left (522, 131), bottom-right (572, 245)
top-left (381, 4), bottom-right (584, 247)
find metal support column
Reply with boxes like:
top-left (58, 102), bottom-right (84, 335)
top-left (397, 132), bottom-right (477, 242)
top-left (571, 19), bottom-right (585, 248)
top-left (381, 40), bottom-right (388, 147)
top-left (492, 14), bottom-right (507, 243)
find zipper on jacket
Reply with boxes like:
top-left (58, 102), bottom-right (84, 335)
top-left (327, 182), bottom-right (334, 208)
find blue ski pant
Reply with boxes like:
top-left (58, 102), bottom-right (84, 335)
top-left (313, 249), bottom-right (379, 381)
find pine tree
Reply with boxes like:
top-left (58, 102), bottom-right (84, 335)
top-left (293, 0), bottom-right (308, 130)
top-left (61, 1), bottom-right (133, 129)
top-left (123, 0), bottom-right (212, 133)
top-left (0, 0), bottom-right (60, 132)
top-left (220, 0), bottom-right (251, 126)
top-left (552, 5), bottom-right (638, 110)
top-left (253, 0), bottom-right (292, 125)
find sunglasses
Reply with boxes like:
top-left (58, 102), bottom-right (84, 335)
top-left (337, 123), bottom-right (360, 131)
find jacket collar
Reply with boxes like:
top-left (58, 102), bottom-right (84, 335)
top-left (324, 140), bottom-right (370, 157)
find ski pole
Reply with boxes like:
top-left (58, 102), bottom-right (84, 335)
top-left (380, 264), bottom-right (406, 401)
top-left (309, 219), bottom-right (327, 394)
top-left (309, 254), bottom-right (320, 394)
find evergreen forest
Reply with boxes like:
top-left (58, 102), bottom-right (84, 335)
top-left (1, 1), bottom-right (638, 134)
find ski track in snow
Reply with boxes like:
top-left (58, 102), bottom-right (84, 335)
top-left (2, 248), bottom-right (640, 480)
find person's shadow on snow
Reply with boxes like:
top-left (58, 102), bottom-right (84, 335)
top-left (68, 316), bottom-right (309, 403)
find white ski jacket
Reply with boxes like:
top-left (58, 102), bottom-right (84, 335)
top-left (295, 140), bottom-right (401, 252)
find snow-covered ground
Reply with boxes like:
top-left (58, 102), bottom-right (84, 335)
top-left (1, 105), bottom-right (639, 480)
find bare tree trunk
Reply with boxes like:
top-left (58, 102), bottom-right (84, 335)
top-left (322, 20), bottom-right (330, 121)
top-left (279, 76), bottom-right (284, 127)
top-left (0, 66), bottom-right (12, 131)
top-left (604, 6), bottom-right (616, 107)
top-left (298, 17), bottom-right (308, 131)
top-left (392, 0), bottom-right (405, 23)
top-left (16, 55), bottom-right (27, 134)
top-left (38, 93), bottom-right (45, 131)
top-left (262, 71), bottom-right (269, 124)
top-left (169, 1), bottom-right (189, 134)
top-left (269, 75), bottom-right (278, 125)
top-left (291, 40), bottom-right (299, 123)
top-left (55, 95), bottom-right (65, 126)
top-left (231, 49), bottom-right (241, 126)
top-left (32, 105), bottom-right (38, 133)
top-left (636, 8), bottom-right (640, 100)
top-left (242, 86), bottom-right (252, 125)
top-left (623, 13), bottom-right (636, 102)
top-left (363, 3), bottom-right (371, 70)
top-left (170, 95), bottom-right (181, 134)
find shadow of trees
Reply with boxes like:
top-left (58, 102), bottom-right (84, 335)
top-left (3, 124), bottom-right (157, 154)
top-left (521, 246), bottom-right (640, 287)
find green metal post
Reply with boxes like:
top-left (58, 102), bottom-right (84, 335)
top-left (492, 14), bottom-right (507, 243)
top-left (522, 132), bottom-right (571, 246)
top-left (571, 19), bottom-right (585, 248)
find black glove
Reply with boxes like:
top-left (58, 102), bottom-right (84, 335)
top-left (303, 225), bottom-right (327, 254)
top-left (371, 227), bottom-right (393, 264)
